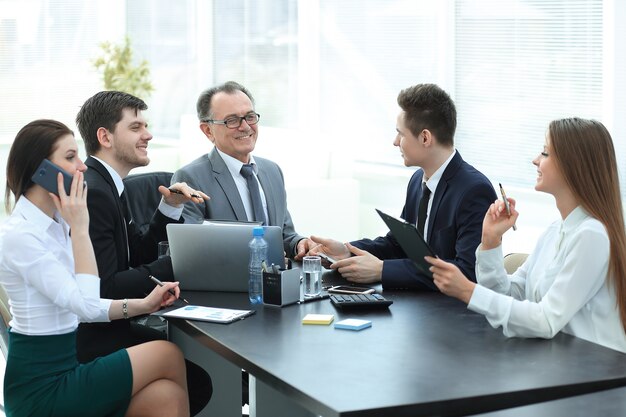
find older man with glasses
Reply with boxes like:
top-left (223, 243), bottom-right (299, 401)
top-left (172, 81), bottom-right (312, 262)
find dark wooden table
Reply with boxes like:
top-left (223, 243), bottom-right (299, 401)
top-left (167, 272), bottom-right (626, 417)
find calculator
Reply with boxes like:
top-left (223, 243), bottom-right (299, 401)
top-left (329, 293), bottom-right (393, 309)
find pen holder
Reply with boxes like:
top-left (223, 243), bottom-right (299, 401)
top-left (263, 268), bottom-right (301, 307)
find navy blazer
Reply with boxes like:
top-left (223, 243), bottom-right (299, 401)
top-left (352, 152), bottom-right (496, 290)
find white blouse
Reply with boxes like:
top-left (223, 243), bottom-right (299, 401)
top-left (0, 197), bottom-right (111, 335)
top-left (468, 206), bottom-right (626, 353)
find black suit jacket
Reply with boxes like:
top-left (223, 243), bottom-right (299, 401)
top-left (352, 152), bottom-right (496, 291)
top-left (76, 157), bottom-right (181, 361)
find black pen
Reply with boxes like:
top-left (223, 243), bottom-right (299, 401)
top-left (168, 188), bottom-right (202, 199)
top-left (498, 183), bottom-right (517, 231)
top-left (149, 275), bottom-right (189, 304)
top-left (297, 294), bottom-right (330, 304)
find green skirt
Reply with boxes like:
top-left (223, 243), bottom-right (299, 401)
top-left (4, 329), bottom-right (132, 417)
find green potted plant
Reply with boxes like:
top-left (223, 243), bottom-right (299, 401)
top-left (93, 36), bottom-right (154, 99)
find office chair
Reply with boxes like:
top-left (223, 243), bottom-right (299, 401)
top-left (503, 252), bottom-right (529, 274)
top-left (122, 171), bottom-right (173, 234)
top-left (122, 171), bottom-right (174, 335)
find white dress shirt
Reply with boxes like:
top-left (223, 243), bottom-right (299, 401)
top-left (0, 197), bottom-right (111, 335)
top-left (215, 148), bottom-right (269, 222)
top-left (468, 206), bottom-right (626, 353)
top-left (421, 150), bottom-right (456, 239)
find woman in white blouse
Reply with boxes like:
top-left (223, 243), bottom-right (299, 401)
top-left (0, 120), bottom-right (189, 416)
top-left (426, 117), bottom-right (626, 353)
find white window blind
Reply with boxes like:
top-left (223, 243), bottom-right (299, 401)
top-left (0, 0), bottom-right (101, 143)
top-left (126, 0), bottom-right (200, 138)
top-left (317, 0), bottom-right (445, 164)
top-left (212, 0), bottom-right (298, 129)
top-left (454, 0), bottom-right (605, 189)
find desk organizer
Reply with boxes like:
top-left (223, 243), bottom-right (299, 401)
top-left (263, 268), bottom-right (301, 307)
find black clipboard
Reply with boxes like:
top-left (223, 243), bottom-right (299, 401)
top-left (376, 209), bottom-right (437, 279)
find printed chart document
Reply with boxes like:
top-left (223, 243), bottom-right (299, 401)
top-left (163, 305), bottom-right (255, 324)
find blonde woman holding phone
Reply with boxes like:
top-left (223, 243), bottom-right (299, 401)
top-left (0, 120), bottom-right (189, 417)
top-left (426, 117), bottom-right (626, 353)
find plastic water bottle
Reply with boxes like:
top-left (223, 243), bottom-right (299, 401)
top-left (248, 226), bottom-right (267, 304)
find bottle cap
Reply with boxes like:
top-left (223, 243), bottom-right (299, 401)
top-left (253, 226), bottom-right (264, 237)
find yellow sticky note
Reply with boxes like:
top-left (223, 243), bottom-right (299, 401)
top-left (302, 313), bottom-right (334, 325)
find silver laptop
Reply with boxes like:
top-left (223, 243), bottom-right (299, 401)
top-left (167, 223), bottom-right (284, 292)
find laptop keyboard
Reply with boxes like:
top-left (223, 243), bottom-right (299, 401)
top-left (330, 293), bottom-right (393, 309)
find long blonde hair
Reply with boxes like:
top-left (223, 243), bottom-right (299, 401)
top-left (549, 117), bottom-right (626, 332)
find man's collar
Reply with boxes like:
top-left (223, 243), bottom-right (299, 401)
top-left (91, 155), bottom-right (125, 196)
top-left (424, 149), bottom-right (456, 190)
top-left (215, 148), bottom-right (258, 175)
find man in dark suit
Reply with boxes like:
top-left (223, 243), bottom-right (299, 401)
top-left (172, 81), bottom-right (311, 259)
top-left (74, 91), bottom-right (212, 415)
top-left (310, 84), bottom-right (496, 290)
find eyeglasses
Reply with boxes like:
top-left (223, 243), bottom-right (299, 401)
top-left (202, 112), bottom-right (260, 129)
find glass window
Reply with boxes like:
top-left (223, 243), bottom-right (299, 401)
top-left (317, 0), bottom-right (445, 163)
top-left (454, 0), bottom-right (606, 189)
top-left (0, 0), bottom-right (101, 142)
top-left (212, 0), bottom-right (298, 129)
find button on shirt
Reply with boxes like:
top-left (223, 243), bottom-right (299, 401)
top-left (468, 206), bottom-right (626, 353)
top-left (0, 197), bottom-right (111, 335)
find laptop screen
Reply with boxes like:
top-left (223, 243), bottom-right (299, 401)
top-left (167, 223), bottom-right (284, 292)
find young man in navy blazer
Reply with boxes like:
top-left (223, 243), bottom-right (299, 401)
top-left (310, 84), bottom-right (496, 290)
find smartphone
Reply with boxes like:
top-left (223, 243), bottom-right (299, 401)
top-left (318, 252), bottom-right (338, 264)
top-left (328, 285), bottom-right (375, 295)
top-left (31, 159), bottom-right (73, 196)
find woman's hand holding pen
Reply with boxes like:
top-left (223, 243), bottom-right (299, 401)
top-left (481, 197), bottom-right (519, 250)
top-left (111, 282), bottom-right (180, 320)
top-left (144, 281), bottom-right (181, 312)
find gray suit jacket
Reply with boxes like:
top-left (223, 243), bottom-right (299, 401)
top-left (172, 148), bottom-right (304, 256)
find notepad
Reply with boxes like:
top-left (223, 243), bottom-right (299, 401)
top-left (302, 313), bottom-right (334, 325)
top-left (334, 319), bottom-right (372, 331)
top-left (162, 305), bottom-right (255, 324)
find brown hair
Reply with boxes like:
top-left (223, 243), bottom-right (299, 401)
top-left (76, 90), bottom-right (147, 156)
top-left (5, 119), bottom-right (74, 213)
top-left (549, 117), bottom-right (626, 332)
top-left (396, 83), bottom-right (456, 147)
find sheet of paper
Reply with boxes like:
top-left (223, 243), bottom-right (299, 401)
top-left (163, 305), bottom-right (254, 323)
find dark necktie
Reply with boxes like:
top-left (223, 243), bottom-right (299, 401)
top-left (240, 164), bottom-right (267, 225)
top-left (119, 191), bottom-right (130, 222)
top-left (417, 182), bottom-right (431, 237)
top-left (119, 191), bottom-right (131, 261)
